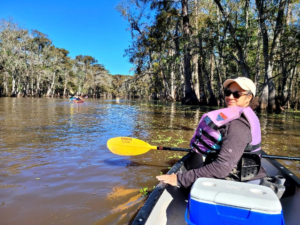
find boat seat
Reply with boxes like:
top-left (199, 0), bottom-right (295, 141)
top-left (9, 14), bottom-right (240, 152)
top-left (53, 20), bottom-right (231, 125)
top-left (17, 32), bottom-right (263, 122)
top-left (246, 176), bottom-right (286, 199)
top-left (260, 176), bottom-right (286, 199)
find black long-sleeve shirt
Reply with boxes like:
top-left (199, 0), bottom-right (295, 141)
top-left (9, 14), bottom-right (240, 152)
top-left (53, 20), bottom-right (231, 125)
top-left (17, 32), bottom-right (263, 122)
top-left (177, 117), bottom-right (267, 188)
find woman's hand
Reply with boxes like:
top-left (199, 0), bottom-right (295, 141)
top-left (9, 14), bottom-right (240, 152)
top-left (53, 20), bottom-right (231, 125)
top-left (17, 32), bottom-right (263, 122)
top-left (156, 173), bottom-right (178, 186)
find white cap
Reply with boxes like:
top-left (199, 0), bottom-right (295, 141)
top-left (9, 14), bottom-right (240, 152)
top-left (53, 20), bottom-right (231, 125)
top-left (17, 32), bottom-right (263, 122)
top-left (223, 77), bottom-right (256, 96)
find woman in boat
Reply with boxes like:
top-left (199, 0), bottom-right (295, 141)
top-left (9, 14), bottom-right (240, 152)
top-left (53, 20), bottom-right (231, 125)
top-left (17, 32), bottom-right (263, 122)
top-left (156, 77), bottom-right (267, 188)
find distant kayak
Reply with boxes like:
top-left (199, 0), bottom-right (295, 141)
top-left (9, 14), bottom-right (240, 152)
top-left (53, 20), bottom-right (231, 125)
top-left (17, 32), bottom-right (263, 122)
top-left (73, 98), bottom-right (84, 103)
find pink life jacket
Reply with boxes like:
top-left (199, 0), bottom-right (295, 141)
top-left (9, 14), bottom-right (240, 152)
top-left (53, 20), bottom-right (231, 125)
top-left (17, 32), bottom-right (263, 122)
top-left (190, 106), bottom-right (261, 156)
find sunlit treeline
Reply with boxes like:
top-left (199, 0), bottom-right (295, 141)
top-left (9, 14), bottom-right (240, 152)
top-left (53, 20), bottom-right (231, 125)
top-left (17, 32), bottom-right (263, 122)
top-left (118, 0), bottom-right (300, 111)
top-left (0, 19), bottom-right (113, 98)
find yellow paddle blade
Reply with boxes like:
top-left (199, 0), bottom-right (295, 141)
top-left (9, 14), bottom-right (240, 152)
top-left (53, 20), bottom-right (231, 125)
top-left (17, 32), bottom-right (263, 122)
top-left (107, 137), bottom-right (157, 156)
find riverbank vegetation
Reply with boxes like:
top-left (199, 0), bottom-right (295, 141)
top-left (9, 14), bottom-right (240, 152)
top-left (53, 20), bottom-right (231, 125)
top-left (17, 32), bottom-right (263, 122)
top-left (0, 19), bottom-right (132, 98)
top-left (117, 0), bottom-right (300, 112)
top-left (1, 0), bottom-right (300, 112)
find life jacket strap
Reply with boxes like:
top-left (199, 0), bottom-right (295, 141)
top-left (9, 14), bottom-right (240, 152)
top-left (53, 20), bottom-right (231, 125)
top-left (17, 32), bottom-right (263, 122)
top-left (201, 129), bottom-right (222, 145)
top-left (244, 142), bottom-right (261, 152)
top-left (192, 142), bottom-right (216, 154)
top-left (243, 150), bottom-right (262, 157)
top-left (204, 116), bottom-right (219, 131)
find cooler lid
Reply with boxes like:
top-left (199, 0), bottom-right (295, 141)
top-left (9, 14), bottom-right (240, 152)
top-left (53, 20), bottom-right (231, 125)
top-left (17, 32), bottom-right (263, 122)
top-left (190, 178), bottom-right (282, 213)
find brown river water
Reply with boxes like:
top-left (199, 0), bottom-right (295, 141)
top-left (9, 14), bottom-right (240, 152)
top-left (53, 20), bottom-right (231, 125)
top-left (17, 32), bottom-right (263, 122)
top-left (1, 98), bottom-right (300, 225)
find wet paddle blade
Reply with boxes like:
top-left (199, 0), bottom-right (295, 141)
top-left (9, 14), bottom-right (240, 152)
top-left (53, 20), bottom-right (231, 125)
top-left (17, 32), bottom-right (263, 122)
top-left (107, 137), bottom-right (157, 156)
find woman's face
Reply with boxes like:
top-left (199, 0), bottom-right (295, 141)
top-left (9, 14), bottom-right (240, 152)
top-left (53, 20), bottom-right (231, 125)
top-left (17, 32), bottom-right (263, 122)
top-left (225, 82), bottom-right (252, 108)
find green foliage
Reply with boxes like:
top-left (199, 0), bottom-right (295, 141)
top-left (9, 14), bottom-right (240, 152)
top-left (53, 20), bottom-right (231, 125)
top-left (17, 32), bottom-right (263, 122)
top-left (116, 0), bottom-right (300, 110)
top-left (139, 187), bottom-right (148, 196)
top-left (0, 19), bottom-right (118, 97)
top-left (168, 153), bottom-right (182, 159)
top-left (152, 134), bottom-right (172, 143)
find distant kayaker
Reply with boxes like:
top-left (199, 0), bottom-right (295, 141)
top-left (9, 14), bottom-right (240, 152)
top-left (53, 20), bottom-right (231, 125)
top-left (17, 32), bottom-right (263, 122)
top-left (157, 77), bottom-right (267, 188)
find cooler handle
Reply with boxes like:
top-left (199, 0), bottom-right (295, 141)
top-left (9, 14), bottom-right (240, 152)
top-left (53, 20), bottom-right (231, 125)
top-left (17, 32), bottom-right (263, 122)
top-left (185, 205), bottom-right (196, 225)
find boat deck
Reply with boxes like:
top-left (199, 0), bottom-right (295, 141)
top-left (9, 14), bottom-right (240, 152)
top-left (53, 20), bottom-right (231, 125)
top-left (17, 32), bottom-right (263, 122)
top-left (132, 154), bottom-right (300, 225)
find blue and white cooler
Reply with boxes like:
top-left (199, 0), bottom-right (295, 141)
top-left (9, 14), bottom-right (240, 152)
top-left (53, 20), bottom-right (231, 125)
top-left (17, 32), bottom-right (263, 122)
top-left (185, 178), bottom-right (285, 225)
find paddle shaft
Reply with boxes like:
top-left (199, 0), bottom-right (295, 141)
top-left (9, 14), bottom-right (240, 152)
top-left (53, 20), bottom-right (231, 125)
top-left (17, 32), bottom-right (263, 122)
top-left (157, 146), bottom-right (300, 161)
top-left (157, 146), bottom-right (190, 152)
top-left (261, 155), bottom-right (300, 161)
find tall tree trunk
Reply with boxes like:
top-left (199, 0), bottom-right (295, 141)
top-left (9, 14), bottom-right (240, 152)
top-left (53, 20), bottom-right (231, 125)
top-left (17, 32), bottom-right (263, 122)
top-left (198, 56), bottom-right (207, 105)
top-left (260, 83), bottom-right (269, 110)
top-left (170, 67), bottom-right (176, 101)
top-left (181, 0), bottom-right (199, 104)
top-left (3, 74), bottom-right (8, 96)
top-left (214, 55), bottom-right (224, 106)
top-left (47, 85), bottom-right (51, 97)
top-left (63, 71), bottom-right (68, 97)
top-left (11, 74), bottom-right (17, 97)
top-left (192, 51), bottom-right (200, 101)
top-left (216, 6), bottom-right (225, 106)
top-left (256, 0), bottom-right (286, 112)
top-left (169, 49), bottom-right (176, 101)
top-left (280, 0), bottom-right (292, 107)
top-left (199, 33), bottom-right (216, 105)
top-left (31, 77), bottom-right (34, 96)
top-left (47, 72), bottom-right (56, 97)
top-left (23, 71), bottom-right (30, 97)
top-left (17, 78), bottom-right (21, 97)
top-left (254, 28), bottom-right (261, 89)
top-left (280, 53), bottom-right (288, 106)
top-left (36, 73), bottom-right (42, 98)
top-left (292, 70), bottom-right (299, 110)
top-left (210, 54), bottom-right (214, 91)
top-left (180, 61), bottom-right (185, 100)
top-left (286, 65), bottom-right (297, 107)
top-left (192, 0), bottom-right (200, 101)
top-left (161, 69), bottom-right (170, 100)
top-left (173, 18), bottom-right (181, 101)
top-left (243, 0), bottom-right (249, 59)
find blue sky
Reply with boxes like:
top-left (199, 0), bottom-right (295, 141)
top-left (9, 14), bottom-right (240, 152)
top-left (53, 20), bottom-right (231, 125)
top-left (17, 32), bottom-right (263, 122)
top-left (1, 0), bottom-right (134, 75)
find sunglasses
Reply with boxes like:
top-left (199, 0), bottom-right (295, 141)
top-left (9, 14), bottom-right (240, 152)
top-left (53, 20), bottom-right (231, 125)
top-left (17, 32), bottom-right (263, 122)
top-left (224, 88), bottom-right (248, 98)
